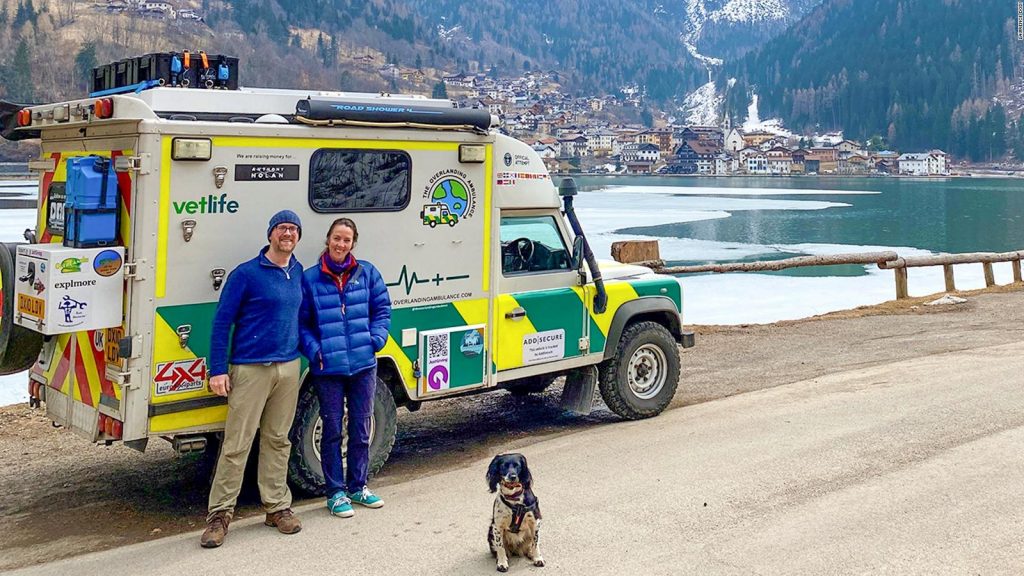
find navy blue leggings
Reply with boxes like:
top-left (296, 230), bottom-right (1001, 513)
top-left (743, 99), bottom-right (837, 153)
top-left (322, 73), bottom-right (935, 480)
top-left (313, 367), bottom-right (376, 496)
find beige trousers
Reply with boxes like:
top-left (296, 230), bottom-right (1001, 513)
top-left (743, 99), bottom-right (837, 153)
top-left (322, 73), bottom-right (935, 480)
top-left (208, 359), bottom-right (300, 520)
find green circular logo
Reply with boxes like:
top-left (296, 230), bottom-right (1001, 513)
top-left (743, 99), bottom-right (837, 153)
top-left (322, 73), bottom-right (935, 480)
top-left (430, 178), bottom-right (472, 218)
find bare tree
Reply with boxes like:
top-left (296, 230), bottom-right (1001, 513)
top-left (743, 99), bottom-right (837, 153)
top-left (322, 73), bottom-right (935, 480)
top-left (55, 0), bottom-right (77, 27)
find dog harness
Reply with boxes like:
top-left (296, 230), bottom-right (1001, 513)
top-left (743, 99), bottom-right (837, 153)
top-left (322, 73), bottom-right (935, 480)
top-left (500, 496), bottom-right (541, 534)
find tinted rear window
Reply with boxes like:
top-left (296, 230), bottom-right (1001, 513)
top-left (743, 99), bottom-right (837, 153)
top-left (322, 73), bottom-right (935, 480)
top-left (309, 149), bottom-right (411, 212)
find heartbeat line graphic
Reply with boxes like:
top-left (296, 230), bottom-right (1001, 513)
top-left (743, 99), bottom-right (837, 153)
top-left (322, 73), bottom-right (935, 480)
top-left (386, 265), bottom-right (470, 295)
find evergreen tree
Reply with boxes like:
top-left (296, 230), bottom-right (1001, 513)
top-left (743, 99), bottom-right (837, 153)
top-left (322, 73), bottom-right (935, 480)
top-left (8, 40), bottom-right (34, 102)
top-left (13, 0), bottom-right (26, 27)
top-left (74, 43), bottom-right (98, 93)
top-left (1013, 121), bottom-right (1024, 161)
top-left (431, 81), bottom-right (448, 99)
top-left (317, 32), bottom-right (327, 66)
top-left (640, 108), bottom-right (653, 128)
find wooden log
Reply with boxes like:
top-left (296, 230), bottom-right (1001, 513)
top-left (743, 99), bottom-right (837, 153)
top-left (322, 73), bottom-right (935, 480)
top-left (895, 267), bottom-right (909, 299)
top-left (943, 264), bottom-right (956, 293)
top-left (1014, 259), bottom-right (1022, 283)
top-left (611, 240), bottom-right (661, 264)
top-left (629, 259), bottom-right (666, 269)
top-left (878, 250), bottom-right (1024, 269)
top-left (656, 251), bottom-right (898, 275)
top-left (983, 262), bottom-right (995, 287)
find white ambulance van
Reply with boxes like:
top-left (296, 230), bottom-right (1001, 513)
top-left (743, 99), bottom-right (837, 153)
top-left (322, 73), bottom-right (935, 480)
top-left (0, 62), bottom-right (693, 493)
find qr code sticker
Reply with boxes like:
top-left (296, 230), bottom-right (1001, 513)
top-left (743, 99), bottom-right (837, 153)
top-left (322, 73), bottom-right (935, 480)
top-left (428, 333), bottom-right (449, 361)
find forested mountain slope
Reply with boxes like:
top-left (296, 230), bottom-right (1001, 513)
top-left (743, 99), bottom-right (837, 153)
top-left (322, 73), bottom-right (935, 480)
top-left (721, 0), bottom-right (1020, 158)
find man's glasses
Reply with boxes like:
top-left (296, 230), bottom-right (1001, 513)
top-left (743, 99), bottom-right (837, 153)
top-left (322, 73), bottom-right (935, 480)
top-left (275, 225), bottom-right (299, 234)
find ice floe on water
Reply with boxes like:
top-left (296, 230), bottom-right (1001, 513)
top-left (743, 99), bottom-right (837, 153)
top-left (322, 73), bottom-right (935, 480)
top-left (595, 185), bottom-right (879, 196)
top-left (574, 186), bottom-right (1008, 326)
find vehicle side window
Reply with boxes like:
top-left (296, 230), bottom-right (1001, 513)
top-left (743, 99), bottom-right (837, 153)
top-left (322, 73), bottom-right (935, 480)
top-left (309, 149), bottom-right (411, 212)
top-left (500, 215), bottom-right (572, 275)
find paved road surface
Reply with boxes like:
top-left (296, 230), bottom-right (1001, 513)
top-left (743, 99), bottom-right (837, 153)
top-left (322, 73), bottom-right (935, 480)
top-left (12, 339), bottom-right (1024, 575)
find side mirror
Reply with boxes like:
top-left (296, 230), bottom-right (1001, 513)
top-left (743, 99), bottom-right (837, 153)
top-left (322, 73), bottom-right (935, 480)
top-left (571, 235), bottom-right (585, 271)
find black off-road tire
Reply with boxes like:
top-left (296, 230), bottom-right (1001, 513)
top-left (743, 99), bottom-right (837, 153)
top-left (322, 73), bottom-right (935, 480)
top-left (504, 374), bottom-right (556, 397)
top-left (288, 376), bottom-right (398, 496)
top-left (0, 243), bottom-right (14, 363)
top-left (598, 321), bottom-right (680, 420)
top-left (0, 242), bottom-right (44, 376)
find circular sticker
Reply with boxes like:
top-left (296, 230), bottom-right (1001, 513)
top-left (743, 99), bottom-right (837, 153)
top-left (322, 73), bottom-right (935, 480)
top-left (93, 249), bottom-right (123, 277)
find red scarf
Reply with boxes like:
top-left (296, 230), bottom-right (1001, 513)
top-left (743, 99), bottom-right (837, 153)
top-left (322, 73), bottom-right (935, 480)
top-left (320, 252), bottom-right (356, 293)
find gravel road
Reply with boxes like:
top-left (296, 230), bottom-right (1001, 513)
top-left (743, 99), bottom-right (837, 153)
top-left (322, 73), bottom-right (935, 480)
top-left (1, 287), bottom-right (1020, 571)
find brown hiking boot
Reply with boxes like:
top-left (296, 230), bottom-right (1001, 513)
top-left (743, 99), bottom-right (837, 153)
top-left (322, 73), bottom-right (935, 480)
top-left (200, 511), bottom-right (231, 548)
top-left (265, 508), bottom-right (302, 534)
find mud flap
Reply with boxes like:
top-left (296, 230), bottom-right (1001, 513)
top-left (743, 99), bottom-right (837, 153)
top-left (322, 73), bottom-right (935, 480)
top-left (560, 364), bottom-right (597, 415)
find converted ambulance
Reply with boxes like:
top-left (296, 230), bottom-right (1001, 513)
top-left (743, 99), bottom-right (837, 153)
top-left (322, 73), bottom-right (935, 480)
top-left (0, 57), bottom-right (693, 493)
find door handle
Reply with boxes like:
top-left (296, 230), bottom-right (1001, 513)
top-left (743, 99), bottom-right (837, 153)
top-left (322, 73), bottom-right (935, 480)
top-left (505, 307), bottom-right (526, 321)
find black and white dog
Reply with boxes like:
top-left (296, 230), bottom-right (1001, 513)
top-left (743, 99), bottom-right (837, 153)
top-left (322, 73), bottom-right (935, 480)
top-left (486, 453), bottom-right (544, 572)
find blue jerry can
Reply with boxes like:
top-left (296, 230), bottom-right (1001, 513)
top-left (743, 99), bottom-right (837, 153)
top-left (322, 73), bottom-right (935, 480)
top-left (64, 156), bottom-right (119, 248)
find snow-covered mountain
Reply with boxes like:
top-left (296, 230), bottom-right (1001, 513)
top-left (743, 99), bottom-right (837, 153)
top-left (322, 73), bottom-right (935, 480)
top-left (678, 0), bottom-right (821, 125)
top-left (683, 0), bottom-right (821, 64)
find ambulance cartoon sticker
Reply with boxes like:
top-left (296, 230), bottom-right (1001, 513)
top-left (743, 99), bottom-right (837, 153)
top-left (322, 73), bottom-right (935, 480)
top-left (421, 169), bottom-right (476, 228)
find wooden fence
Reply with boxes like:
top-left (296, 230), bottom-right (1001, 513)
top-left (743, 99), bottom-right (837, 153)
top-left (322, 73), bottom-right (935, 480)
top-left (610, 240), bottom-right (1024, 299)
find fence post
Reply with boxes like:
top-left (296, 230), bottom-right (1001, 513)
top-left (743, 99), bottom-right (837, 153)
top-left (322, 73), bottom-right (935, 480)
top-left (895, 267), bottom-right (909, 299)
top-left (983, 262), bottom-right (995, 287)
top-left (1013, 259), bottom-right (1022, 283)
top-left (943, 264), bottom-right (956, 292)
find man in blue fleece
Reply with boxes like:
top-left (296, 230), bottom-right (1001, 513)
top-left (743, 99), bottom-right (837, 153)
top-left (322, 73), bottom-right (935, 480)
top-left (201, 210), bottom-right (305, 548)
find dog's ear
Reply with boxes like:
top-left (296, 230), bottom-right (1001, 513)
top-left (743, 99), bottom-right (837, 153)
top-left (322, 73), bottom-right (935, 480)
top-left (518, 454), bottom-right (532, 488)
top-left (486, 455), bottom-right (501, 493)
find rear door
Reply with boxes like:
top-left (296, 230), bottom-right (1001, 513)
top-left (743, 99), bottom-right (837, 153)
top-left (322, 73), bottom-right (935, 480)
top-left (30, 137), bottom-right (139, 440)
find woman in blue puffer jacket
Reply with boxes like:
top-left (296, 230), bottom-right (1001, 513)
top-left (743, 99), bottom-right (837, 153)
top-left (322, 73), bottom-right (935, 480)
top-left (299, 217), bottom-right (391, 518)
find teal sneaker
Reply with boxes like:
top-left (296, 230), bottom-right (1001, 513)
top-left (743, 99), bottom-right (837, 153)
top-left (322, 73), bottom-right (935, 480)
top-left (348, 487), bottom-right (384, 508)
top-left (327, 492), bottom-right (354, 518)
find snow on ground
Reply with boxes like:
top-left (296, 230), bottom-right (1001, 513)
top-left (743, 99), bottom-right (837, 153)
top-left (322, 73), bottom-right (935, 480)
top-left (681, 81), bottom-right (724, 126)
top-left (741, 92), bottom-right (796, 139)
top-left (709, 0), bottom-right (788, 23)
